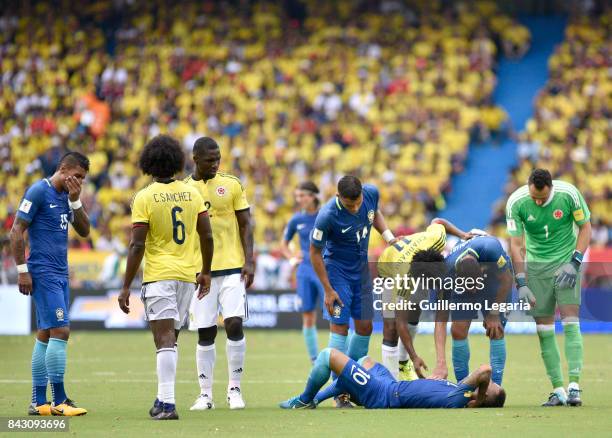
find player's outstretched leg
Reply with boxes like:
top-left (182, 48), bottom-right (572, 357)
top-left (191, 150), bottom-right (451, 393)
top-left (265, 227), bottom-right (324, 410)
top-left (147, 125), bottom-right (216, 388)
top-left (537, 322), bottom-right (567, 406)
top-left (46, 328), bottom-right (87, 417)
top-left (562, 317), bottom-right (583, 406)
top-left (28, 336), bottom-right (51, 416)
top-left (150, 320), bottom-right (179, 420)
top-left (279, 348), bottom-right (338, 409)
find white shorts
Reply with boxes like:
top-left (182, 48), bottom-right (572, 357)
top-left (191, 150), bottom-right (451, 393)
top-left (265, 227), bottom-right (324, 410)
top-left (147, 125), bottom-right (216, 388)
top-left (141, 280), bottom-right (196, 330)
top-left (189, 273), bottom-right (248, 329)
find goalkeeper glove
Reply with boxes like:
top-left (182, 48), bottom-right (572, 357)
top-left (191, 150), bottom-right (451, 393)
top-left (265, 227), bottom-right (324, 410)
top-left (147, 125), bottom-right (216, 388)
top-left (554, 250), bottom-right (583, 289)
top-left (516, 273), bottom-right (536, 306)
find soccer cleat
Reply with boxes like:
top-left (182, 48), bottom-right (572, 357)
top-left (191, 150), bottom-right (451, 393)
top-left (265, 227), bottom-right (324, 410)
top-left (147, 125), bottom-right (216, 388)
top-left (542, 392), bottom-right (567, 407)
top-left (51, 399), bottom-right (87, 416)
top-left (28, 403), bottom-right (51, 416)
top-left (149, 398), bottom-right (163, 417)
top-left (567, 388), bottom-right (582, 407)
top-left (334, 394), bottom-right (353, 408)
top-left (398, 360), bottom-right (419, 381)
top-left (152, 403), bottom-right (179, 420)
top-left (279, 396), bottom-right (316, 409)
top-left (190, 394), bottom-right (215, 410)
top-left (227, 387), bottom-right (246, 410)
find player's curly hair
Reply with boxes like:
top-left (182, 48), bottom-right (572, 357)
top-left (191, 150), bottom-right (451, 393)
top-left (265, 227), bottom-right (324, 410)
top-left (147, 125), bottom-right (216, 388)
top-left (139, 135), bottom-right (185, 178)
top-left (409, 248), bottom-right (446, 280)
top-left (528, 168), bottom-right (552, 190)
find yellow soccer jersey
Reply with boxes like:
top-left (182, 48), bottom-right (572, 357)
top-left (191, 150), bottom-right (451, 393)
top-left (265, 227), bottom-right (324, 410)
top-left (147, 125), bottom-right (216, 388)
top-left (377, 223), bottom-right (447, 283)
top-left (184, 172), bottom-right (250, 274)
top-left (131, 180), bottom-right (207, 283)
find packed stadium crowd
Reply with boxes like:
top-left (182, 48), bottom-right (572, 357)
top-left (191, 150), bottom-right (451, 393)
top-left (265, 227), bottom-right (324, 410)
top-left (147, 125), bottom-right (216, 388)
top-left (0, 0), bottom-right (608, 288)
top-left (489, 9), bottom-right (611, 247)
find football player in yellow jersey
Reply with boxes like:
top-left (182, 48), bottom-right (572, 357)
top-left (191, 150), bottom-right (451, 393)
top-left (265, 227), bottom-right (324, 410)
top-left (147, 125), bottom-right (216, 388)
top-left (185, 137), bottom-right (254, 411)
top-left (377, 218), bottom-right (473, 381)
top-left (118, 135), bottom-right (214, 420)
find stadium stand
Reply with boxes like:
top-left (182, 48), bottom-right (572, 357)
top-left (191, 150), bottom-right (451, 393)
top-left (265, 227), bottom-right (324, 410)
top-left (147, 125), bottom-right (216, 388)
top-left (489, 9), bottom-right (611, 247)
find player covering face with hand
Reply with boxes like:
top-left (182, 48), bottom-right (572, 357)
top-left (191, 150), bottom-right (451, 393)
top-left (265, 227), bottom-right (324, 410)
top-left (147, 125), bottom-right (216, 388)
top-left (279, 348), bottom-right (506, 410)
top-left (11, 152), bottom-right (91, 417)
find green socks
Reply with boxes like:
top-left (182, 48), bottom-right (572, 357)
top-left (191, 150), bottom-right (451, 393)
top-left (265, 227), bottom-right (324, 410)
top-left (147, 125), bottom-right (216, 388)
top-left (563, 322), bottom-right (583, 384)
top-left (537, 325), bottom-right (564, 389)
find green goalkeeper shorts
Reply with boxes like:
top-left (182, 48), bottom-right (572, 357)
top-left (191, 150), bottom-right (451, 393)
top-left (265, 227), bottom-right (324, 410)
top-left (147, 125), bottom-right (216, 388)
top-left (527, 263), bottom-right (581, 317)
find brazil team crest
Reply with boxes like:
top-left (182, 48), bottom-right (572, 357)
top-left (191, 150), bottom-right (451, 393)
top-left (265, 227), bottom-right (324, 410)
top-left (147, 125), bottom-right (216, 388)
top-left (56, 308), bottom-right (65, 321)
top-left (367, 209), bottom-right (375, 224)
top-left (553, 209), bottom-right (563, 219)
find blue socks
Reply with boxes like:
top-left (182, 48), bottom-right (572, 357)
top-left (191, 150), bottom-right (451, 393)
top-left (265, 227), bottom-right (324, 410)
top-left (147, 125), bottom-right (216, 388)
top-left (31, 340), bottom-right (48, 405)
top-left (302, 326), bottom-right (318, 363)
top-left (452, 338), bottom-right (470, 382)
top-left (300, 348), bottom-right (332, 403)
top-left (347, 334), bottom-right (370, 361)
top-left (490, 338), bottom-right (506, 385)
top-left (328, 332), bottom-right (347, 380)
top-left (46, 338), bottom-right (67, 404)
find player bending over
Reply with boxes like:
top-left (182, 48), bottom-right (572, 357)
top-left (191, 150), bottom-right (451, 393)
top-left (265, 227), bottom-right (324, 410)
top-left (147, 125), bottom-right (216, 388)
top-left (377, 218), bottom-right (473, 380)
top-left (429, 235), bottom-right (513, 385)
top-left (11, 152), bottom-right (91, 416)
top-left (280, 181), bottom-right (324, 364)
top-left (279, 348), bottom-right (505, 409)
top-left (119, 135), bottom-right (214, 420)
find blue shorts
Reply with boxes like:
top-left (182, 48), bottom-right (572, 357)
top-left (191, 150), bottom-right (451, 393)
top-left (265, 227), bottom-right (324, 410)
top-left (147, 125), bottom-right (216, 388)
top-left (336, 360), bottom-right (394, 409)
top-left (296, 268), bottom-right (324, 313)
top-left (324, 265), bottom-right (373, 324)
top-left (31, 273), bottom-right (70, 330)
top-left (450, 279), bottom-right (510, 322)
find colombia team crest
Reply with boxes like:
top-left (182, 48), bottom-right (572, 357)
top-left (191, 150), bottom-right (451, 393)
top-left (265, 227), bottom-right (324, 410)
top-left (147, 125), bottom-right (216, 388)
top-left (553, 209), bottom-right (563, 219)
top-left (216, 186), bottom-right (226, 196)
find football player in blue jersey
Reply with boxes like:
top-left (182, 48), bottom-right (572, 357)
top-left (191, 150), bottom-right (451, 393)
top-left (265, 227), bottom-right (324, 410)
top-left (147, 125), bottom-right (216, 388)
top-left (429, 235), bottom-right (513, 386)
top-left (281, 181), bottom-right (324, 363)
top-left (310, 175), bottom-right (397, 407)
top-left (279, 347), bottom-right (506, 409)
top-left (10, 152), bottom-right (91, 416)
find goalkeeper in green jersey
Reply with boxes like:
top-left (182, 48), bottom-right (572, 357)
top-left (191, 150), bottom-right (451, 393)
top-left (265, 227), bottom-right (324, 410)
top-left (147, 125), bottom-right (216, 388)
top-left (506, 169), bottom-right (591, 407)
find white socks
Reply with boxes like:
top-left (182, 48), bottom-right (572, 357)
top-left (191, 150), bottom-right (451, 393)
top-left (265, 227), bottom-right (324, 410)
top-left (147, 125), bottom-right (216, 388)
top-left (398, 324), bottom-right (418, 362)
top-left (196, 344), bottom-right (216, 396)
top-left (157, 348), bottom-right (177, 404)
top-left (227, 338), bottom-right (246, 390)
top-left (381, 344), bottom-right (399, 379)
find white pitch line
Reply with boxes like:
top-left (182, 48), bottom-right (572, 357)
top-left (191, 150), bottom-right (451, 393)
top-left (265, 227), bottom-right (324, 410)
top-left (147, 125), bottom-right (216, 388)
top-left (0, 379), bottom-right (304, 384)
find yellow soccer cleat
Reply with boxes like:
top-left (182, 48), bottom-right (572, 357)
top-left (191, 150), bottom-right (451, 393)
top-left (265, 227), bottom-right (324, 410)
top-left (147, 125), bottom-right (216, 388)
top-left (398, 360), bottom-right (419, 381)
top-left (28, 403), bottom-right (52, 416)
top-left (51, 399), bottom-right (87, 416)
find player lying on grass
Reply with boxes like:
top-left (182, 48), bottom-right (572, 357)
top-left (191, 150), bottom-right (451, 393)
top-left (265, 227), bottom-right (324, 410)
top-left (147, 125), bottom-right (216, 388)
top-left (428, 235), bottom-right (513, 385)
top-left (279, 348), bottom-right (505, 409)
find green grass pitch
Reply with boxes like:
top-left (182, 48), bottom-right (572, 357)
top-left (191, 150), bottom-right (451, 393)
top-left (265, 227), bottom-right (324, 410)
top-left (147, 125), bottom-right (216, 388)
top-left (1, 331), bottom-right (611, 437)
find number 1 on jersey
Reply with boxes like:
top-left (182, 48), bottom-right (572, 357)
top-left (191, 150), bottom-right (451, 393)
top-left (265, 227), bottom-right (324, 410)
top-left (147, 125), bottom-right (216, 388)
top-left (355, 226), bottom-right (368, 243)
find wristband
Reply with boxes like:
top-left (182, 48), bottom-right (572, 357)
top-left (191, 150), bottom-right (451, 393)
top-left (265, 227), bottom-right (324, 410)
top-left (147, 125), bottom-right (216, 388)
top-left (515, 272), bottom-right (527, 289)
top-left (70, 199), bottom-right (82, 210)
top-left (382, 229), bottom-right (395, 243)
top-left (570, 250), bottom-right (583, 269)
top-left (17, 264), bottom-right (29, 274)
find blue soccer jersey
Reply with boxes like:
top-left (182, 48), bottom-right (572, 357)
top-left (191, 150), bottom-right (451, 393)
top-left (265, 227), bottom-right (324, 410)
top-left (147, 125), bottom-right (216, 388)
top-left (284, 211), bottom-right (323, 312)
top-left (16, 179), bottom-right (72, 276)
top-left (284, 211), bottom-right (318, 271)
top-left (391, 379), bottom-right (475, 409)
top-left (310, 184), bottom-right (379, 280)
top-left (16, 179), bottom-right (73, 329)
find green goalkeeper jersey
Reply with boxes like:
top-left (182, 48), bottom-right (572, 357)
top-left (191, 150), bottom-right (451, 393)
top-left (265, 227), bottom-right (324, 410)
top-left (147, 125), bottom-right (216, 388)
top-left (505, 180), bottom-right (590, 263)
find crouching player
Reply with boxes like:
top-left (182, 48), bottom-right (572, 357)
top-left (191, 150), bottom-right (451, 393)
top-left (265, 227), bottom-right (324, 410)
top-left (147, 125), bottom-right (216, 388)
top-left (430, 235), bottom-right (513, 385)
top-left (279, 348), bottom-right (505, 409)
